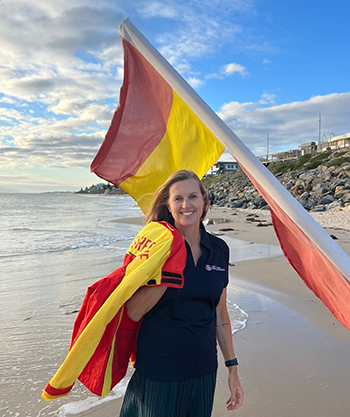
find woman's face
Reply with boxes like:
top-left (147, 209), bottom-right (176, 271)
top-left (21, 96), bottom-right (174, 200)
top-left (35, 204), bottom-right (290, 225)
top-left (168, 179), bottom-right (204, 231)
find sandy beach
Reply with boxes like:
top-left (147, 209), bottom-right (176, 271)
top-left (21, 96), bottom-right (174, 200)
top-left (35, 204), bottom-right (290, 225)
top-left (64, 205), bottom-right (350, 417)
top-left (208, 206), bottom-right (350, 417)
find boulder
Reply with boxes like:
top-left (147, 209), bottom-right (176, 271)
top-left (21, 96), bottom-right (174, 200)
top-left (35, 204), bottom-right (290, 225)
top-left (284, 179), bottom-right (296, 190)
top-left (254, 196), bottom-right (268, 208)
top-left (299, 191), bottom-right (310, 201)
top-left (247, 202), bottom-right (257, 209)
top-left (327, 200), bottom-right (344, 210)
top-left (335, 187), bottom-right (350, 198)
top-left (299, 171), bottom-right (316, 181)
top-left (313, 182), bottom-right (330, 197)
top-left (341, 192), bottom-right (350, 203)
top-left (320, 194), bottom-right (334, 205)
top-left (310, 205), bottom-right (326, 212)
top-left (290, 184), bottom-right (304, 196)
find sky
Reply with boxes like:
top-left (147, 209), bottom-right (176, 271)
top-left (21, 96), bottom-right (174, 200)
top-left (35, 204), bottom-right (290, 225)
top-left (1, 0), bottom-right (350, 193)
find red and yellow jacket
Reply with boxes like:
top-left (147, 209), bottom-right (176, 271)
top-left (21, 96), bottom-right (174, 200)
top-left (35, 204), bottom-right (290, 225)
top-left (42, 221), bottom-right (186, 401)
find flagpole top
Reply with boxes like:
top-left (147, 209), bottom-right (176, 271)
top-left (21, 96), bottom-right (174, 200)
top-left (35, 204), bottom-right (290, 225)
top-left (119, 17), bottom-right (134, 40)
top-left (119, 17), bottom-right (129, 29)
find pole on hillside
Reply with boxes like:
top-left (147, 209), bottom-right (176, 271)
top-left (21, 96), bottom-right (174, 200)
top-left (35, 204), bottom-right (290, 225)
top-left (318, 113), bottom-right (322, 151)
top-left (266, 132), bottom-right (269, 161)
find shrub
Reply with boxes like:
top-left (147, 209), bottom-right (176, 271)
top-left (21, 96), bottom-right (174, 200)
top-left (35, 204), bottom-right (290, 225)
top-left (269, 153), bottom-right (313, 174)
top-left (326, 157), bottom-right (350, 167)
top-left (304, 152), bottom-right (332, 169)
top-left (202, 169), bottom-right (246, 186)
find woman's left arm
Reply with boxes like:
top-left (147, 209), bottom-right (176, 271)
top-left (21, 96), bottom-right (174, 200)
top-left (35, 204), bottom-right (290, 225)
top-left (216, 288), bottom-right (244, 411)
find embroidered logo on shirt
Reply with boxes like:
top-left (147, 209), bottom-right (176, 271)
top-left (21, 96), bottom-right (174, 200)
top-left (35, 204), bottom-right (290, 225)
top-left (205, 264), bottom-right (225, 272)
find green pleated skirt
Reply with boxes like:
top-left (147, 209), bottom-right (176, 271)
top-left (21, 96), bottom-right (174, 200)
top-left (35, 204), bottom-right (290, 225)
top-left (119, 370), bottom-right (217, 417)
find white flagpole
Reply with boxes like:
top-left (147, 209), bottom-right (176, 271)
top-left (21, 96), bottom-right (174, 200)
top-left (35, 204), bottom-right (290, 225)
top-left (119, 18), bottom-right (350, 280)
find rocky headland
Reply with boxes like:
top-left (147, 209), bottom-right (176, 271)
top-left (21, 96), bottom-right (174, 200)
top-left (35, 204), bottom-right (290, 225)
top-left (204, 150), bottom-right (350, 213)
top-left (76, 183), bottom-right (126, 195)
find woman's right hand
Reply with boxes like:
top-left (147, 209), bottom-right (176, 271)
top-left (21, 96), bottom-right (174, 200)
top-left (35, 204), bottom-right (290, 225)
top-left (226, 370), bottom-right (244, 411)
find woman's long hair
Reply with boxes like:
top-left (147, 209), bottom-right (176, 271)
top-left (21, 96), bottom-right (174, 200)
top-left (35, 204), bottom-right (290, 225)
top-left (145, 170), bottom-right (209, 224)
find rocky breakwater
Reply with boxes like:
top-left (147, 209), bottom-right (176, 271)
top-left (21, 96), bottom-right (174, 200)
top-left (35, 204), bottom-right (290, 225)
top-left (205, 164), bottom-right (350, 212)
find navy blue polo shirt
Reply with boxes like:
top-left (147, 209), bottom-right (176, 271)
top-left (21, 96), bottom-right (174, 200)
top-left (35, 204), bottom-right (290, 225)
top-left (134, 223), bottom-right (229, 381)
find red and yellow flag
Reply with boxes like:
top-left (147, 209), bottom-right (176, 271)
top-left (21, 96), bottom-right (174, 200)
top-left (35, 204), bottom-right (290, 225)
top-left (92, 19), bottom-right (350, 331)
top-left (91, 37), bottom-right (224, 214)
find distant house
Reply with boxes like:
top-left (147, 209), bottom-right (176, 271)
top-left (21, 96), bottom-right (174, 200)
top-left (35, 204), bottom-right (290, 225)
top-left (300, 141), bottom-right (317, 156)
top-left (210, 160), bottom-right (239, 175)
top-left (272, 149), bottom-right (301, 161)
top-left (327, 133), bottom-right (350, 150)
top-left (256, 131), bottom-right (350, 164)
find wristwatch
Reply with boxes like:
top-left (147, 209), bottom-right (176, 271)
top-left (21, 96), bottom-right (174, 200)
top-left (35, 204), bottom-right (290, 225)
top-left (225, 358), bottom-right (239, 367)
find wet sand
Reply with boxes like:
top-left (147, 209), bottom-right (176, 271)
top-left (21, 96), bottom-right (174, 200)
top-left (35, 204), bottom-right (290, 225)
top-left (66, 206), bottom-right (350, 417)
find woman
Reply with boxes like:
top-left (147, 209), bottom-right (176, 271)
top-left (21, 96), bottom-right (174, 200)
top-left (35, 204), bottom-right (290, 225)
top-left (120, 170), bottom-right (243, 417)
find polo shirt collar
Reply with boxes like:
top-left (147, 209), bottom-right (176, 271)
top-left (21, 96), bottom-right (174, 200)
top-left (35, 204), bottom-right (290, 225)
top-left (167, 217), bottom-right (212, 252)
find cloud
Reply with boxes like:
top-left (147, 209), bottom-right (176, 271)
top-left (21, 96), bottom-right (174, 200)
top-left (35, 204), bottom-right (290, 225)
top-left (0, 3), bottom-right (123, 179)
top-left (3, 0), bottom-right (343, 193)
top-left (0, 0), bottom-right (267, 107)
top-left (0, 0), bottom-right (263, 173)
top-left (0, 99), bottom-right (107, 171)
top-left (139, 0), bottom-right (263, 80)
top-left (140, 0), bottom-right (279, 82)
top-left (157, 13), bottom-right (241, 68)
top-left (0, 96), bottom-right (17, 104)
top-left (0, 2), bottom-right (124, 104)
top-left (205, 62), bottom-right (249, 82)
top-left (223, 63), bottom-right (248, 76)
top-left (187, 77), bottom-right (204, 89)
top-left (0, 0), bottom-right (281, 192)
top-left (137, 1), bottom-right (179, 18)
top-left (4, 89), bottom-right (349, 177)
top-left (0, 173), bottom-right (64, 186)
top-left (217, 92), bottom-right (350, 156)
top-left (260, 92), bottom-right (276, 103)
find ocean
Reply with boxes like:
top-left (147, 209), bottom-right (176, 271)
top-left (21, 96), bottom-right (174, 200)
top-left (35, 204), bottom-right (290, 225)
top-left (0, 193), bottom-right (248, 417)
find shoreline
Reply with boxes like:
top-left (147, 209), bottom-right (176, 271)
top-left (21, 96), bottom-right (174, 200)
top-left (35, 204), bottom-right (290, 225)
top-left (64, 206), bottom-right (350, 417)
